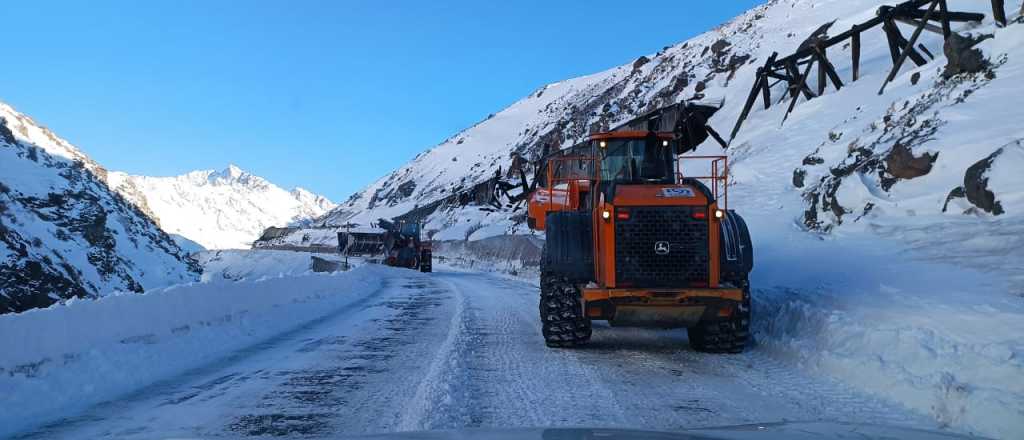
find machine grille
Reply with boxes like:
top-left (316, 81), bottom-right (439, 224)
top-left (614, 206), bottom-right (709, 287)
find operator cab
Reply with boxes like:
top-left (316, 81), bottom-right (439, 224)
top-left (593, 131), bottom-right (676, 185)
top-left (587, 131), bottom-right (716, 204)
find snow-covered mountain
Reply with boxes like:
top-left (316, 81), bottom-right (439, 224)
top-left (321, 0), bottom-right (1023, 247)
top-left (107, 165), bottom-right (335, 250)
top-left (0, 101), bottom-right (200, 314)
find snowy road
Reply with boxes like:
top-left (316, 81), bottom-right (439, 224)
top-left (15, 270), bottom-right (934, 439)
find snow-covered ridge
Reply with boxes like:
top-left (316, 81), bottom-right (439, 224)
top-left (0, 102), bottom-right (98, 171)
top-left (107, 164), bottom-right (336, 250)
top-left (0, 101), bottom-right (200, 314)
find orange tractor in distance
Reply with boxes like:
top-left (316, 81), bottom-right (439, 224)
top-left (527, 106), bottom-right (753, 352)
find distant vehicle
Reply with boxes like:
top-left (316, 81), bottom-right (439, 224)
top-left (527, 125), bottom-right (753, 352)
top-left (338, 219), bottom-right (432, 273)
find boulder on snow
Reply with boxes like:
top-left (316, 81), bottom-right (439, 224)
top-left (717, 53), bottom-right (752, 74)
top-left (792, 168), bottom-right (806, 188)
top-left (397, 180), bottom-right (417, 198)
top-left (963, 148), bottom-right (1005, 215)
top-left (943, 33), bottom-right (992, 78)
top-left (885, 141), bottom-right (937, 180)
top-left (802, 154), bottom-right (825, 166)
top-left (632, 56), bottom-right (651, 70)
top-left (671, 74), bottom-right (689, 93)
top-left (710, 39), bottom-right (731, 54)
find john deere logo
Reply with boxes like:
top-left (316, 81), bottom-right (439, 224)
top-left (654, 241), bottom-right (670, 255)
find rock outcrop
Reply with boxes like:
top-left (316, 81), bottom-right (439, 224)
top-left (0, 104), bottom-right (201, 314)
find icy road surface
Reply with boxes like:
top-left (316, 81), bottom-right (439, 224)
top-left (16, 271), bottom-right (933, 439)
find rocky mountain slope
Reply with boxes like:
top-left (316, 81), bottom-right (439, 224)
top-left (0, 102), bottom-right (200, 314)
top-left (107, 165), bottom-right (335, 250)
top-left (319, 0), bottom-right (1023, 248)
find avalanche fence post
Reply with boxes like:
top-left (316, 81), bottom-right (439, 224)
top-left (783, 59), bottom-right (817, 124)
top-left (991, 0), bottom-right (1007, 26)
top-left (879, 0), bottom-right (939, 95)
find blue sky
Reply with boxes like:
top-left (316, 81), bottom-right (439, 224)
top-left (1, 1), bottom-right (762, 200)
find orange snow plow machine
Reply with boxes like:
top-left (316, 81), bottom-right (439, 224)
top-left (527, 130), bottom-right (753, 353)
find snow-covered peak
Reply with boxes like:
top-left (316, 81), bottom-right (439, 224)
top-left (223, 163), bottom-right (244, 179)
top-left (175, 164), bottom-right (269, 189)
top-left (207, 164), bottom-right (261, 184)
top-left (108, 167), bottom-right (335, 249)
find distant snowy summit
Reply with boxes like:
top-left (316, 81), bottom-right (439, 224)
top-left (108, 165), bottom-right (336, 250)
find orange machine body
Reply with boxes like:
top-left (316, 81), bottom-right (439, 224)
top-left (528, 131), bottom-right (741, 323)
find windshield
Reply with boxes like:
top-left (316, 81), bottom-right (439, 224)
top-left (598, 138), bottom-right (675, 183)
top-left (400, 222), bottom-right (420, 236)
top-left (550, 157), bottom-right (596, 182)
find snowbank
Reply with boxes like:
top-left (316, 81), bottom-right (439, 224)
top-left (432, 235), bottom-right (543, 279)
top-left (0, 264), bottom-right (397, 438)
top-left (712, 10), bottom-right (1024, 439)
top-left (748, 216), bottom-right (1024, 439)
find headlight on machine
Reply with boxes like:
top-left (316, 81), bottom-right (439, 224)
top-left (714, 209), bottom-right (725, 219)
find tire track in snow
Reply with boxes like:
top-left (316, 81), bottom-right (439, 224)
top-left (395, 277), bottom-right (468, 431)
top-left (448, 272), bottom-right (934, 432)
top-left (475, 301), bottom-right (547, 425)
top-left (224, 277), bottom-right (448, 437)
top-left (443, 273), bottom-right (630, 428)
top-left (573, 329), bottom-right (740, 429)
